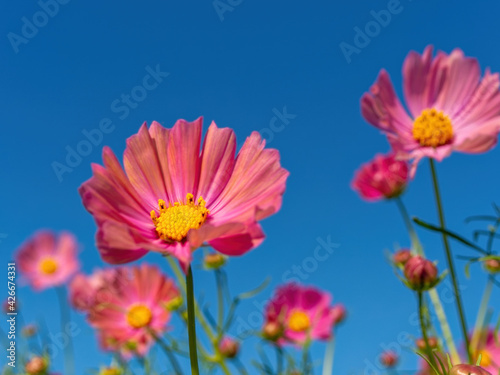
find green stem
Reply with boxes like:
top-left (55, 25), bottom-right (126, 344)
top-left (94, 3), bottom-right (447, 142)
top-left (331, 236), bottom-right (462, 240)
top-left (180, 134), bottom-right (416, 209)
top-left (322, 335), bottom-right (336, 375)
top-left (215, 270), bottom-right (225, 339)
top-left (470, 277), bottom-right (494, 355)
top-left (150, 330), bottom-right (183, 375)
top-left (276, 345), bottom-right (284, 375)
top-left (429, 159), bottom-right (471, 362)
top-left (418, 292), bottom-right (439, 373)
top-left (56, 287), bottom-right (74, 375)
top-left (186, 267), bottom-right (200, 375)
top-left (395, 197), bottom-right (460, 363)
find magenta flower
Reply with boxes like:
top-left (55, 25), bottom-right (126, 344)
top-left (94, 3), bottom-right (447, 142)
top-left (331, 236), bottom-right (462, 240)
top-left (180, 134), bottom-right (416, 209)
top-left (16, 231), bottom-right (79, 291)
top-left (69, 268), bottom-right (122, 312)
top-left (79, 118), bottom-right (288, 272)
top-left (352, 152), bottom-right (409, 201)
top-left (361, 46), bottom-right (500, 174)
top-left (472, 329), bottom-right (500, 374)
top-left (87, 264), bottom-right (180, 357)
top-left (450, 364), bottom-right (492, 375)
top-left (264, 283), bottom-right (335, 346)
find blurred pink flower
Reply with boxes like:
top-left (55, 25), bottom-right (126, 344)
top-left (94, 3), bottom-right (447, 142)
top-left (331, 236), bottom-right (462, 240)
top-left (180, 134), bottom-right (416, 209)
top-left (87, 264), bottom-right (180, 357)
top-left (450, 364), bottom-right (492, 375)
top-left (79, 118), bottom-right (289, 272)
top-left (361, 46), bottom-right (500, 175)
top-left (69, 268), bottom-right (123, 312)
top-left (264, 283), bottom-right (335, 346)
top-left (352, 152), bottom-right (409, 201)
top-left (16, 231), bottom-right (79, 291)
top-left (219, 336), bottom-right (240, 358)
top-left (472, 329), bottom-right (500, 374)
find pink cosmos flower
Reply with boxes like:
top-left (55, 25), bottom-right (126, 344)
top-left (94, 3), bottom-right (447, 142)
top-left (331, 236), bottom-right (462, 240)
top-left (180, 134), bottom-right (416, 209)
top-left (351, 152), bottom-right (409, 201)
top-left (79, 118), bottom-right (289, 272)
top-left (69, 268), bottom-right (123, 312)
top-left (264, 283), bottom-right (335, 346)
top-left (472, 329), bottom-right (500, 374)
top-left (361, 46), bottom-right (500, 174)
top-left (16, 231), bottom-right (79, 290)
top-left (87, 264), bottom-right (180, 357)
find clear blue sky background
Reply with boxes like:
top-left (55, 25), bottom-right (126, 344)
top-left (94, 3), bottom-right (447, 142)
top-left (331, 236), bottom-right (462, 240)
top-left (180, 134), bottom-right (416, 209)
top-left (2, 0), bottom-right (500, 373)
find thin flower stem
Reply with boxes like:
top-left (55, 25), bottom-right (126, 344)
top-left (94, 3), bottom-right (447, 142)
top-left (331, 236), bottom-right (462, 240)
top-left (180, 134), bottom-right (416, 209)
top-left (149, 330), bottom-right (184, 375)
top-left (276, 345), bottom-right (284, 375)
top-left (217, 360), bottom-right (232, 375)
top-left (215, 270), bottom-right (225, 339)
top-left (395, 197), bottom-right (460, 363)
top-left (56, 287), bottom-right (74, 375)
top-left (418, 292), bottom-right (439, 373)
top-left (186, 267), bottom-right (200, 375)
top-left (322, 334), bottom-right (336, 375)
top-left (429, 159), bottom-right (471, 362)
top-left (470, 277), bottom-right (494, 355)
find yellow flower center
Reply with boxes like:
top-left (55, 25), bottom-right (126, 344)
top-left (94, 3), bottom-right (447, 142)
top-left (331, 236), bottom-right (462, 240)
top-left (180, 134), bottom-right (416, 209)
top-left (126, 304), bottom-right (152, 329)
top-left (39, 258), bottom-right (58, 275)
top-left (288, 311), bottom-right (311, 332)
top-left (412, 108), bottom-right (453, 147)
top-left (477, 349), bottom-right (492, 367)
top-left (100, 368), bottom-right (121, 375)
top-left (151, 193), bottom-right (210, 242)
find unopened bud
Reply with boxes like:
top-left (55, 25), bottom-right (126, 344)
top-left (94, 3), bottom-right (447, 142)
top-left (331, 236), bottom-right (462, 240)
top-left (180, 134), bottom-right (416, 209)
top-left (219, 337), bottom-right (239, 358)
top-left (380, 351), bottom-right (398, 368)
top-left (483, 258), bottom-right (500, 274)
top-left (330, 304), bottom-right (346, 324)
top-left (393, 249), bottom-right (412, 266)
top-left (165, 295), bottom-right (183, 311)
top-left (262, 321), bottom-right (283, 341)
top-left (204, 253), bottom-right (226, 269)
top-left (416, 336), bottom-right (438, 350)
top-left (450, 364), bottom-right (492, 375)
top-left (25, 357), bottom-right (48, 374)
top-left (404, 256), bottom-right (438, 291)
top-left (22, 324), bottom-right (38, 337)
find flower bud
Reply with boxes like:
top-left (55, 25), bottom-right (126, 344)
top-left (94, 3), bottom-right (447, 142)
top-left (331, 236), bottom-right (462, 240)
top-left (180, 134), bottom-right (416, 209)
top-left (262, 321), bottom-right (283, 341)
top-left (380, 351), bottom-right (398, 368)
top-left (450, 364), bottom-right (492, 375)
top-left (352, 152), bottom-right (410, 201)
top-left (331, 304), bottom-right (347, 324)
top-left (404, 256), bottom-right (438, 291)
top-left (393, 249), bottom-right (412, 266)
top-left (219, 337), bottom-right (239, 358)
top-left (204, 253), bottom-right (226, 270)
top-left (483, 258), bottom-right (500, 274)
top-left (416, 336), bottom-right (438, 351)
top-left (165, 295), bottom-right (183, 311)
top-left (25, 357), bottom-right (48, 374)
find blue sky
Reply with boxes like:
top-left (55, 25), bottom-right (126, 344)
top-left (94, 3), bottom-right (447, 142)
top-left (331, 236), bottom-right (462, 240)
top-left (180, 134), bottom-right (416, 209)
top-left (2, 0), bottom-right (500, 373)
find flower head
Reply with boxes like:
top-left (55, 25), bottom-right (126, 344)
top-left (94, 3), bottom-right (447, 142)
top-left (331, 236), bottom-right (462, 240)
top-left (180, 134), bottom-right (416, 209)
top-left (352, 152), bottom-right (409, 201)
top-left (361, 46), bottom-right (500, 175)
top-left (264, 283), bottom-right (335, 346)
top-left (483, 258), bottom-right (500, 274)
top-left (380, 351), bottom-right (398, 368)
top-left (450, 364), bottom-right (492, 375)
top-left (87, 264), bottom-right (180, 357)
top-left (393, 249), bottom-right (412, 266)
top-left (16, 231), bottom-right (79, 290)
top-left (472, 329), bottom-right (500, 374)
top-left (404, 255), bottom-right (439, 291)
top-left (79, 118), bottom-right (288, 272)
top-left (25, 356), bottom-right (48, 374)
top-left (219, 337), bottom-right (240, 358)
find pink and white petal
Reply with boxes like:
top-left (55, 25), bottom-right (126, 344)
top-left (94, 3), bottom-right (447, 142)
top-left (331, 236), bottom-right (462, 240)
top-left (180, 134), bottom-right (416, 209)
top-left (361, 70), bottom-right (414, 133)
top-left (454, 132), bottom-right (498, 154)
top-left (187, 221), bottom-right (246, 249)
top-left (123, 123), bottom-right (168, 208)
top-left (166, 118), bottom-right (203, 203)
top-left (196, 122), bottom-right (236, 204)
top-left (96, 221), bottom-right (149, 264)
top-left (148, 121), bottom-right (176, 203)
top-left (208, 132), bottom-right (288, 225)
top-left (403, 46), bottom-right (434, 117)
top-left (208, 223), bottom-right (265, 256)
top-left (434, 49), bottom-right (481, 117)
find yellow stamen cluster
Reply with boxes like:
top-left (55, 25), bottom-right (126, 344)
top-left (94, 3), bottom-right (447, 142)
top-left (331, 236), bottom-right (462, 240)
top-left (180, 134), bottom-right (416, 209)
top-left (100, 367), bottom-right (122, 375)
top-left (412, 108), bottom-right (453, 148)
top-left (288, 311), bottom-right (311, 332)
top-left (151, 194), bottom-right (210, 242)
top-left (39, 258), bottom-right (58, 275)
top-left (126, 304), bottom-right (152, 329)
